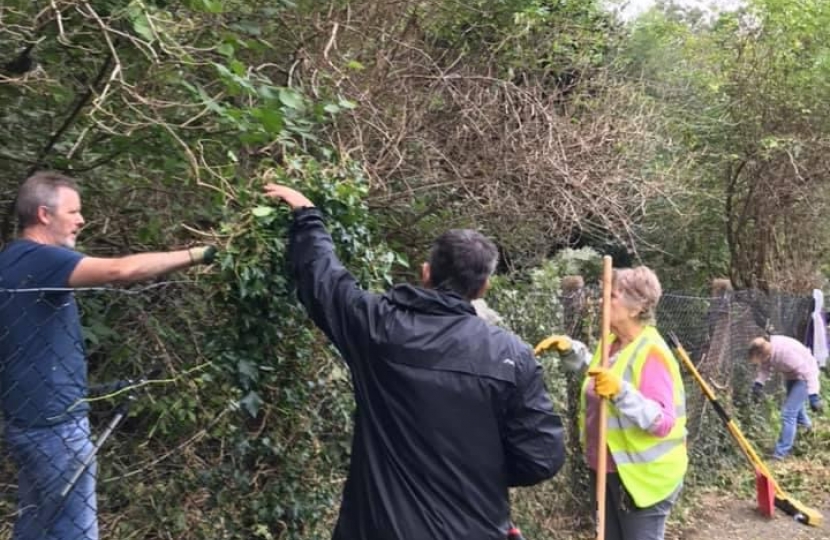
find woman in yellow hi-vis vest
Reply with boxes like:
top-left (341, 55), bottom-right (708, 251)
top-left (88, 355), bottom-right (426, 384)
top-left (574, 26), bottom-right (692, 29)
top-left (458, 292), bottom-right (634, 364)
top-left (536, 266), bottom-right (687, 540)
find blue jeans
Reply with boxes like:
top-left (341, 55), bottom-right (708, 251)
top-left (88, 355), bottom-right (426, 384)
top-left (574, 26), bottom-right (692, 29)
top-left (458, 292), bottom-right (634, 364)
top-left (5, 417), bottom-right (98, 540)
top-left (773, 380), bottom-right (811, 458)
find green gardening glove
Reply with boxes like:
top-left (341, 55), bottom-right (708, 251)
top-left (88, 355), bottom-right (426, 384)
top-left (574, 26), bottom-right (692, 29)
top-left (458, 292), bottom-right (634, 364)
top-left (188, 245), bottom-right (218, 265)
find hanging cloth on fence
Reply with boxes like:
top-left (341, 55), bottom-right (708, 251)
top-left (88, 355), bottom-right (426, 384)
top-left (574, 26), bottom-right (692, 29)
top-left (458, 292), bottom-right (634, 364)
top-left (809, 289), bottom-right (828, 368)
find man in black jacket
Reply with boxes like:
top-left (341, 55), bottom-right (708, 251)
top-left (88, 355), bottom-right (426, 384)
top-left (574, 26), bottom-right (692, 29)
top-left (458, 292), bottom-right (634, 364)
top-left (263, 183), bottom-right (565, 540)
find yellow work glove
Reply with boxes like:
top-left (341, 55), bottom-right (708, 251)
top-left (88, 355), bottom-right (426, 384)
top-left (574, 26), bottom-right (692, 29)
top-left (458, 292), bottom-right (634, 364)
top-left (533, 335), bottom-right (573, 356)
top-left (587, 367), bottom-right (623, 399)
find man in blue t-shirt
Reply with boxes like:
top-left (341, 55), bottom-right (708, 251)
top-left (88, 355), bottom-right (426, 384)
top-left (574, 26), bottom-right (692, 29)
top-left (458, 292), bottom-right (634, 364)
top-left (0, 171), bottom-right (216, 540)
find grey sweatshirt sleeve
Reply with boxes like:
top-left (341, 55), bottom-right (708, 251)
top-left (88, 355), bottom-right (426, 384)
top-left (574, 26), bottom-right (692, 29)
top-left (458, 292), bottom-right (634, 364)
top-left (611, 382), bottom-right (664, 432)
top-left (561, 340), bottom-right (591, 372)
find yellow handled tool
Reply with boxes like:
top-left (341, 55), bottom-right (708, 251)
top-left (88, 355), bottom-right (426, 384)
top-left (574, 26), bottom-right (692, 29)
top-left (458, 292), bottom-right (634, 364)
top-left (668, 332), bottom-right (822, 527)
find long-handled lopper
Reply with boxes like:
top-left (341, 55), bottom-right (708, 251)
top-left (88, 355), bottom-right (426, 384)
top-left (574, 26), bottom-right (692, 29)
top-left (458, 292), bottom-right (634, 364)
top-left (668, 332), bottom-right (822, 527)
top-left (38, 368), bottom-right (163, 539)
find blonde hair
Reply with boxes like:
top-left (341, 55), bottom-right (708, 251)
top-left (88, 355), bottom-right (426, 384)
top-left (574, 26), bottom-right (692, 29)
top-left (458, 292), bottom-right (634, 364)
top-left (748, 336), bottom-right (771, 362)
top-left (613, 266), bottom-right (662, 324)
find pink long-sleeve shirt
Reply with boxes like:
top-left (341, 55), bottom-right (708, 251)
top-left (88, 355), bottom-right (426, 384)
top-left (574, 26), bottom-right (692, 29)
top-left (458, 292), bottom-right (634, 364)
top-left (584, 341), bottom-right (678, 472)
top-left (755, 335), bottom-right (821, 395)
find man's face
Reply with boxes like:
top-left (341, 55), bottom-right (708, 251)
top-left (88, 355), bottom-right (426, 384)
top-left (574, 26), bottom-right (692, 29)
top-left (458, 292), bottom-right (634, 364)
top-left (44, 187), bottom-right (84, 248)
top-left (421, 262), bottom-right (432, 288)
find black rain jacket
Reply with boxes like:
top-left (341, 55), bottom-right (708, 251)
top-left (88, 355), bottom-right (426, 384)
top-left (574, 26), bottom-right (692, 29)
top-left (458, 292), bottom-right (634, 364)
top-left (289, 208), bottom-right (565, 540)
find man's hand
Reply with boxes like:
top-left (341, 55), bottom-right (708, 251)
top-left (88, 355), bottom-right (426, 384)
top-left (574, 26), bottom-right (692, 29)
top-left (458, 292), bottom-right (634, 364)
top-left (809, 393), bottom-right (824, 413)
top-left (587, 367), bottom-right (622, 399)
top-left (534, 335), bottom-right (573, 356)
top-left (188, 245), bottom-right (218, 265)
top-left (263, 183), bottom-right (315, 210)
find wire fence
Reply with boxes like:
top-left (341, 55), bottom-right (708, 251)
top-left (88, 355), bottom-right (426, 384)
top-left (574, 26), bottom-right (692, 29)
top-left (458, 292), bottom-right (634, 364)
top-left (488, 283), bottom-right (820, 517)
top-left (657, 289), bottom-right (814, 469)
top-left (0, 281), bottom-right (823, 537)
top-left (0, 282), bottom-right (212, 540)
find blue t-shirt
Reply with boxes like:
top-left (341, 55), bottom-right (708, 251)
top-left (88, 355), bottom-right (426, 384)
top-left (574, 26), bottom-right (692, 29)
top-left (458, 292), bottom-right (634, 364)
top-left (0, 239), bottom-right (86, 427)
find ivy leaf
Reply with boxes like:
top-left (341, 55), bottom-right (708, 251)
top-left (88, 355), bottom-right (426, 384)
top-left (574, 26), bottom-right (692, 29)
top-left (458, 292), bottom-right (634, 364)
top-left (252, 206), bottom-right (275, 217)
top-left (338, 98), bottom-right (358, 109)
top-left (131, 12), bottom-right (154, 42)
top-left (200, 0), bottom-right (225, 13)
top-left (237, 359), bottom-right (259, 382)
top-left (257, 108), bottom-right (284, 134)
top-left (239, 390), bottom-right (264, 417)
top-left (217, 43), bottom-right (234, 57)
top-left (279, 88), bottom-right (303, 110)
top-left (230, 59), bottom-right (246, 76)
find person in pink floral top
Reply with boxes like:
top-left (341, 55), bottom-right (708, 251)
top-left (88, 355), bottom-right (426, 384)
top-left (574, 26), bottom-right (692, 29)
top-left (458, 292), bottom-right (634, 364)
top-left (749, 334), bottom-right (823, 459)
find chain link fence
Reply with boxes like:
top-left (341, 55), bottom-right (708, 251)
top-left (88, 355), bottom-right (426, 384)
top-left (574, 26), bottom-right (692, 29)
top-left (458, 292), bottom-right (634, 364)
top-left (488, 281), bottom-right (817, 524)
top-left (0, 279), bottom-right (820, 537)
top-left (658, 289), bottom-right (814, 472)
top-left (0, 282), bottom-right (213, 539)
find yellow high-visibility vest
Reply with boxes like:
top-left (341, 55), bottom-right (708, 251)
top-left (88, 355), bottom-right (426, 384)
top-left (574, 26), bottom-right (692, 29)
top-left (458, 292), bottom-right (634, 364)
top-left (579, 326), bottom-right (687, 508)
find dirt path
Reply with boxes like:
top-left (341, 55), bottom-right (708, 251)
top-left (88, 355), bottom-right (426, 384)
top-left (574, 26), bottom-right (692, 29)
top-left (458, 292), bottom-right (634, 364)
top-left (673, 493), bottom-right (829, 540)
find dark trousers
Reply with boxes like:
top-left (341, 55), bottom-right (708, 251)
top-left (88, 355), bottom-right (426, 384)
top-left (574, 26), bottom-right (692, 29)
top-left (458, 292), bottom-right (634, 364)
top-left (589, 471), bottom-right (680, 540)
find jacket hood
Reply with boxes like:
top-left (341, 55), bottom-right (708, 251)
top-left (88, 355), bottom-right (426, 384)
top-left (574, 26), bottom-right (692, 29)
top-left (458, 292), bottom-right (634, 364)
top-left (386, 284), bottom-right (477, 317)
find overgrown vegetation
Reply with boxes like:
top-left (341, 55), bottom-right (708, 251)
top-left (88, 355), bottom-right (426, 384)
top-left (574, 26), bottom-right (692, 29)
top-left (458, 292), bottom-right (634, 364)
top-left (2, 0), bottom-right (830, 538)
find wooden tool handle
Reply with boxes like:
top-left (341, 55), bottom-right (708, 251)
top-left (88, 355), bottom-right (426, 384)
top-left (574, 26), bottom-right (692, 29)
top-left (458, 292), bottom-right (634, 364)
top-left (595, 255), bottom-right (613, 540)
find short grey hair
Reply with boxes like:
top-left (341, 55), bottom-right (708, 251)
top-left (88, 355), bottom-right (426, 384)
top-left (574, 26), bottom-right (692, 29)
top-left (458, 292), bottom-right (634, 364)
top-left (614, 266), bottom-right (662, 325)
top-left (428, 229), bottom-right (498, 299)
top-left (16, 171), bottom-right (79, 229)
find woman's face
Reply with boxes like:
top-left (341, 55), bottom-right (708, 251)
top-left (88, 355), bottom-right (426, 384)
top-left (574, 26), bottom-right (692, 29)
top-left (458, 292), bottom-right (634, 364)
top-left (609, 286), bottom-right (638, 330)
top-left (749, 341), bottom-right (772, 365)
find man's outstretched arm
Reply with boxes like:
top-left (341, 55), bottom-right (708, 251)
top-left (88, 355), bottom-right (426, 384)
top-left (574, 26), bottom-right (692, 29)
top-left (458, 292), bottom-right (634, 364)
top-left (68, 247), bottom-right (215, 286)
top-left (263, 184), bottom-right (371, 354)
